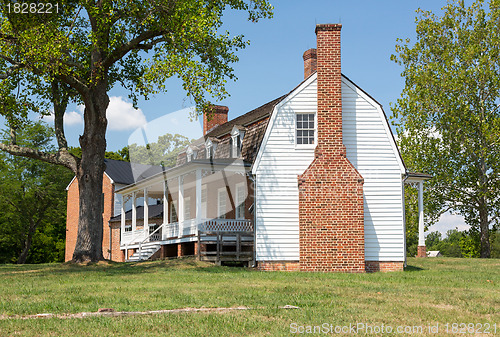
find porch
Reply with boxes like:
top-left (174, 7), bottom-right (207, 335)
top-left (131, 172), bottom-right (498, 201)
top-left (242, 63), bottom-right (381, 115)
top-left (114, 159), bottom-right (254, 263)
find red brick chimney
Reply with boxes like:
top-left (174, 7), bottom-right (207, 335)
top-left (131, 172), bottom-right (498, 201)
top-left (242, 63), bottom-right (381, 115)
top-left (298, 24), bottom-right (365, 273)
top-left (303, 48), bottom-right (317, 79)
top-left (203, 105), bottom-right (228, 135)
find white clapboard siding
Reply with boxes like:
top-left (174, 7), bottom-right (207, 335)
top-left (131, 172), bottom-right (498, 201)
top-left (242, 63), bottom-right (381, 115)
top-left (342, 76), bottom-right (405, 262)
top-left (253, 75), bottom-right (317, 261)
top-left (253, 73), bottom-right (405, 262)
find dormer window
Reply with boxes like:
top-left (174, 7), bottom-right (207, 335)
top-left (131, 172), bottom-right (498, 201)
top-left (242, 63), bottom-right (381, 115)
top-left (230, 126), bottom-right (245, 158)
top-left (205, 139), bottom-right (213, 159)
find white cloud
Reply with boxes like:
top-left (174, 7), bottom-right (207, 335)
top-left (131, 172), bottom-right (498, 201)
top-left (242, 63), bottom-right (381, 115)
top-left (428, 211), bottom-right (470, 237)
top-left (41, 98), bottom-right (146, 130)
top-left (106, 96), bottom-right (147, 131)
top-left (41, 107), bottom-right (83, 126)
top-left (64, 110), bottom-right (84, 125)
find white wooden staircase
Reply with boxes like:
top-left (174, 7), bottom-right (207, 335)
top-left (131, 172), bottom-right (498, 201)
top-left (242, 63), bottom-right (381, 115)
top-left (128, 243), bottom-right (161, 262)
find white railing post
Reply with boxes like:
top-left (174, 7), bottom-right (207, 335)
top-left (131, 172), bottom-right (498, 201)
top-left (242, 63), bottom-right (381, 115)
top-left (120, 194), bottom-right (126, 243)
top-left (196, 169), bottom-right (202, 234)
top-left (163, 180), bottom-right (168, 240)
top-left (178, 175), bottom-right (184, 238)
top-left (144, 188), bottom-right (149, 241)
top-left (132, 192), bottom-right (137, 232)
top-left (418, 181), bottom-right (425, 247)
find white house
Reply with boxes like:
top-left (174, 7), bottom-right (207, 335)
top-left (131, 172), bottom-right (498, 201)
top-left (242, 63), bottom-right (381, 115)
top-left (68, 24), bottom-right (431, 272)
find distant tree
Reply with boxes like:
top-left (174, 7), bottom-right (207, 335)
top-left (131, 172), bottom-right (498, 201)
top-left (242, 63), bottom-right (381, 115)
top-left (0, 0), bottom-right (273, 263)
top-left (425, 231), bottom-right (442, 250)
top-left (392, 0), bottom-right (500, 257)
top-left (127, 133), bottom-right (192, 167)
top-left (0, 122), bottom-right (73, 264)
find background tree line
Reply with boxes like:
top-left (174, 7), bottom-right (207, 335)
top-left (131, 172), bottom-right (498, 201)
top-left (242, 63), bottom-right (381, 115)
top-left (0, 122), bottom-right (189, 264)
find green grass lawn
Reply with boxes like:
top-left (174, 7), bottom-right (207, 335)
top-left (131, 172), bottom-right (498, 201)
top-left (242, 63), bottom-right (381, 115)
top-left (0, 257), bottom-right (498, 336)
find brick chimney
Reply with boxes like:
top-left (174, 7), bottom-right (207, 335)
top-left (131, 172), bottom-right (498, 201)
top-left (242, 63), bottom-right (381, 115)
top-left (203, 105), bottom-right (228, 135)
top-left (298, 24), bottom-right (365, 273)
top-left (303, 48), bottom-right (317, 79)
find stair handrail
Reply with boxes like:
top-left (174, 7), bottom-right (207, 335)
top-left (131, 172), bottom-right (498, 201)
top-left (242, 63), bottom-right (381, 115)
top-left (124, 228), bottom-right (146, 261)
top-left (137, 222), bottom-right (166, 261)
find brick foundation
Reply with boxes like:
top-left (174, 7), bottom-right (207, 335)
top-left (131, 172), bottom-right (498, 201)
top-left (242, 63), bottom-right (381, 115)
top-left (257, 261), bottom-right (300, 271)
top-left (417, 245), bottom-right (426, 258)
top-left (365, 261), bottom-right (404, 273)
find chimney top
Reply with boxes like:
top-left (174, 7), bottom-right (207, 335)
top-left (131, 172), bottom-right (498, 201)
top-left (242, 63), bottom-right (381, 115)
top-left (303, 48), bottom-right (317, 79)
top-left (203, 105), bottom-right (229, 136)
top-left (315, 23), bottom-right (342, 34)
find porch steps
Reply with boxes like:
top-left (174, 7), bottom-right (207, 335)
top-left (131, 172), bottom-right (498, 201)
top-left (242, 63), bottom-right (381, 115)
top-left (128, 244), bottom-right (161, 262)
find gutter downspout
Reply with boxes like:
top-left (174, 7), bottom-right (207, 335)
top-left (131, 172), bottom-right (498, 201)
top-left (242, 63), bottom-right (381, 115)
top-left (402, 171), bottom-right (409, 268)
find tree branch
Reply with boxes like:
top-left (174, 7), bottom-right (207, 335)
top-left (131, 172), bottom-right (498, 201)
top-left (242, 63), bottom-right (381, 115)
top-left (0, 143), bottom-right (78, 173)
top-left (102, 30), bottom-right (165, 69)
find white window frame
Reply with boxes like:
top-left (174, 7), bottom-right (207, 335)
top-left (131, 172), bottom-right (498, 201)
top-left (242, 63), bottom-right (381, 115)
top-left (217, 187), bottom-right (226, 219)
top-left (295, 112), bottom-right (316, 148)
top-left (235, 183), bottom-right (246, 219)
top-left (205, 140), bottom-right (212, 159)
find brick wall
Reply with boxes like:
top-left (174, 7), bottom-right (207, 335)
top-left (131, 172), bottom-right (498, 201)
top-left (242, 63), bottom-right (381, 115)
top-left (417, 245), bottom-right (426, 258)
top-left (65, 174), bottom-right (115, 262)
top-left (204, 105), bottom-right (229, 135)
top-left (303, 48), bottom-right (317, 79)
top-left (365, 261), bottom-right (404, 272)
top-left (257, 261), bottom-right (300, 271)
top-left (298, 24), bottom-right (365, 273)
top-left (109, 222), bottom-right (124, 262)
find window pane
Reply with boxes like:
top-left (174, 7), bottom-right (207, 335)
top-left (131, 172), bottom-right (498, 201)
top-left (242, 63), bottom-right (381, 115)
top-left (297, 114), bottom-right (303, 121)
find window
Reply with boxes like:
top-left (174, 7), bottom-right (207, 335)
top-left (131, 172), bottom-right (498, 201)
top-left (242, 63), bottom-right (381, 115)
top-left (235, 183), bottom-right (246, 219)
top-left (296, 113), bottom-right (315, 145)
top-left (170, 201), bottom-right (178, 223)
top-left (125, 223), bottom-right (132, 232)
top-left (217, 188), bottom-right (226, 219)
top-left (186, 147), bottom-right (193, 162)
top-left (184, 197), bottom-right (191, 220)
top-left (205, 140), bottom-right (213, 159)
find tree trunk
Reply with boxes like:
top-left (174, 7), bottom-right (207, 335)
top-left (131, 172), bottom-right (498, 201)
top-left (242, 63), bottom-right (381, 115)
top-left (17, 219), bottom-right (37, 264)
top-left (479, 198), bottom-right (491, 258)
top-left (72, 84), bottom-right (109, 263)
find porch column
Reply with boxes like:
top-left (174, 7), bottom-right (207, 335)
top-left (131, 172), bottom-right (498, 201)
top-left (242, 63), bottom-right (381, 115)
top-left (178, 175), bottom-right (184, 238)
top-left (163, 181), bottom-right (168, 225)
top-left (417, 181), bottom-right (426, 257)
top-left (132, 192), bottom-right (137, 232)
top-left (120, 194), bottom-right (126, 240)
top-left (196, 169), bottom-right (202, 229)
top-left (144, 188), bottom-right (149, 240)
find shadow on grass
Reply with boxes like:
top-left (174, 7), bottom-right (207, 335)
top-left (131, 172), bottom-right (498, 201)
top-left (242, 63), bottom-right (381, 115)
top-left (404, 265), bottom-right (425, 272)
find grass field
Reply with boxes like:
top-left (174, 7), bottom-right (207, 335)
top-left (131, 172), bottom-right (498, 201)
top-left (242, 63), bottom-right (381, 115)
top-left (0, 257), bottom-right (498, 336)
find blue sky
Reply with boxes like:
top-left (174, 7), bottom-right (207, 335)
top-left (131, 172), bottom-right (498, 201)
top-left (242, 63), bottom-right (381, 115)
top-left (24, 0), bottom-right (473, 235)
top-left (59, 0), bottom-right (460, 151)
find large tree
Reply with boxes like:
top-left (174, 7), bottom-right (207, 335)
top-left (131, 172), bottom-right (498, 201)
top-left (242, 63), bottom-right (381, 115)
top-left (0, 0), bottom-right (272, 262)
top-left (392, 0), bottom-right (500, 257)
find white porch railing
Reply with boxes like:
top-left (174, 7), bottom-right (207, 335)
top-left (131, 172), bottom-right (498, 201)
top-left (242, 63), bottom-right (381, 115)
top-left (121, 219), bottom-right (253, 246)
top-left (122, 218), bottom-right (253, 262)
